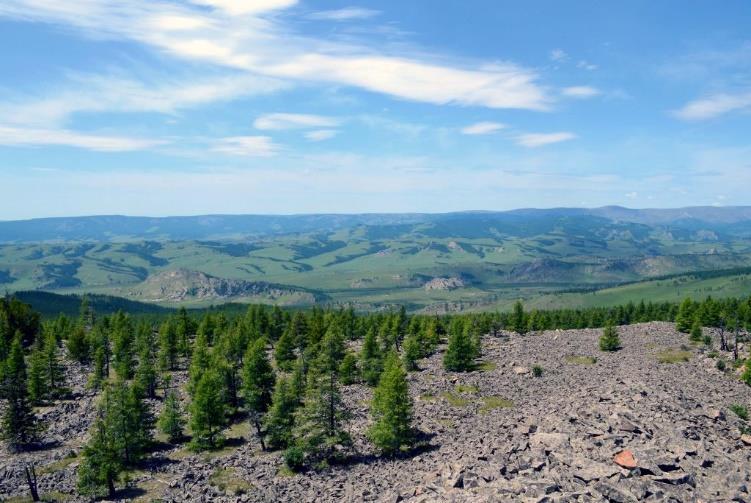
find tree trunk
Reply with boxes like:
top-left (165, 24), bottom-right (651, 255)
top-left (24, 464), bottom-right (39, 502)
top-left (107, 475), bottom-right (116, 499)
top-left (253, 416), bottom-right (266, 451)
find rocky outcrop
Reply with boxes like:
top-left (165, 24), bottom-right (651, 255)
top-left (423, 276), bottom-right (465, 291)
top-left (3, 322), bottom-right (751, 502)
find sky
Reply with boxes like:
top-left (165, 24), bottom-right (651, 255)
top-left (1, 0), bottom-right (750, 219)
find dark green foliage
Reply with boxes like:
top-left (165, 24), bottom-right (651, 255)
top-left (188, 330), bottom-right (211, 397)
top-left (27, 341), bottom-right (47, 404)
top-left (189, 369), bottom-right (227, 451)
top-left (264, 376), bottom-right (298, 450)
top-left (292, 327), bottom-right (351, 464)
top-left (689, 320), bottom-right (703, 343)
top-left (243, 338), bottom-right (275, 449)
top-left (402, 333), bottom-right (421, 371)
top-left (158, 319), bottom-right (179, 371)
top-left (1, 334), bottom-right (41, 450)
top-left (0, 297), bottom-right (40, 347)
top-left (274, 327), bottom-right (297, 372)
top-left (532, 365), bottom-right (544, 377)
top-left (599, 322), bottom-right (621, 351)
top-left (444, 322), bottom-right (475, 371)
top-left (77, 415), bottom-right (121, 499)
top-left (511, 301), bottom-right (527, 335)
top-left (339, 352), bottom-right (360, 384)
top-left (367, 353), bottom-right (414, 455)
top-left (715, 359), bottom-right (726, 371)
top-left (111, 311), bottom-right (134, 380)
top-left (284, 445), bottom-right (305, 471)
top-left (729, 404), bottom-right (748, 421)
top-left (78, 379), bottom-right (152, 498)
top-left (66, 325), bottom-right (89, 363)
top-left (158, 391), bottom-right (185, 443)
top-left (361, 327), bottom-right (383, 386)
top-left (134, 324), bottom-right (158, 399)
top-left (675, 298), bottom-right (695, 333)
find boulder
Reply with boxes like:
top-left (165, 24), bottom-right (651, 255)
top-left (614, 449), bottom-right (637, 469)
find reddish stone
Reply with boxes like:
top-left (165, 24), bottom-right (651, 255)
top-left (614, 450), bottom-right (637, 469)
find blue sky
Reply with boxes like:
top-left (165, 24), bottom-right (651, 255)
top-left (1, 0), bottom-right (750, 219)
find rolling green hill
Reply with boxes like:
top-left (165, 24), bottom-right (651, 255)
top-left (1, 208), bottom-right (751, 311)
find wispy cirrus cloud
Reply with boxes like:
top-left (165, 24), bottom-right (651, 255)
top-left (561, 86), bottom-right (600, 98)
top-left (254, 113), bottom-right (340, 130)
top-left (461, 122), bottom-right (506, 135)
top-left (515, 132), bottom-right (576, 148)
top-left (305, 130), bottom-right (338, 141)
top-left (0, 0), bottom-right (552, 111)
top-left (0, 125), bottom-right (164, 151)
top-left (673, 90), bottom-right (751, 120)
top-left (211, 135), bottom-right (278, 156)
top-left (307, 7), bottom-right (380, 21)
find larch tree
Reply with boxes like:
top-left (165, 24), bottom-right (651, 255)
top-left (367, 352), bottom-right (414, 455)
top-left (242, 337), bottom-right (275, 451)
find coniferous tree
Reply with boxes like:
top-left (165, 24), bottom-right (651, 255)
top-left (109, 380), bottom-right (153, 465)
top-left (26, 341), bottom-right (47, 404)
top-left (188, 330), bottom-right (211, 397)
top-left (158, 319), bottom-right (178, 371)
top-left (511, 301), bottom-right (527, 335)
top-left (689, 319), bottom-right (704, 343)
top-left (189, 369), bottom-right (227, 451)
top-left (599, 321), bottom-right (621, 351)
top-left (77, 413), bottom-right (121, 499)
top-left (134, 323), bottom-right (157, 399)
top-left (264, 376), bottom-right (298, 450)
top-left (88, 345), bottom-right (107, 390)
top-left (242, 338), bottom-right (275, 450)
top-left (66, 324), bottom-right (90, 363)
top-left (41, 326), bottom-right (64, 397)
top-left (443, 323), bottom-right (475, 371)
top-left (274, 327), bottom-right (297, 371)
top-left (290, 356), bottom-right (306, 403)
top-left (158, 391), bottom-right (184, 443)
top-left (402, 333), bottom-right (421, 371)
top-left (292, 327), bottom-right (351, 464)
top-left (367, 352), bottom-right (414, 455)
top-left (361, 327), bottom-right (383, 386)
top-left (1, 334), bottom-right (41, 450)
top-left (339, 351), bottom-right (360, 384)
top-left (675, 298), bottom-right (695, 333)
top-left (111, 313), bottom-right (134, 380)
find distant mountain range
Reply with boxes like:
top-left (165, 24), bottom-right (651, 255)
top-left (2, 206), bottom-right (751, 243)
top-left (2, 206), bottom-right (751, 312)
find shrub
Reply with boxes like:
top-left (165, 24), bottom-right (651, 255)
top-left (716, 359), bottom-right (726, 371)
top-left (598, 322), bottom-right (620, 352)
top-left (284, 446), bottom-right (305, 472)
top-left (702, 334), bottom-right (712, 347)
top-left (532, 365), bottom-right (543, 377)
top-left (729, 404), bottom-right (748, 421)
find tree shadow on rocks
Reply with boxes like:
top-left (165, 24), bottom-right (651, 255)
top-left (331, 431), bottom-right (439, 469)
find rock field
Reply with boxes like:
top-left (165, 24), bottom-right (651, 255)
top-left (2, 321), bottom-right (751, 502)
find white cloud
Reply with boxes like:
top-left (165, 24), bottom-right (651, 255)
top-left (0, 0), bottom-right (552, 111)
top-left (550, 49), bottom-right (568, 62)
top-left (211, 135), bottom-right (278, 156)
top-left (672, 90), bottom-right (751, 120)
top-left (1, 72), bottom-right (288, 127)
top-left (0, 125), bottom-right (164, 151)
top-left (577, 60), bottom-right (598, 71)
top-left (190, 0), bottom-right (297, 16)
top-left (625, 191), bottom-right (638, 199)
top-left (461, 121), bottom-right (506, 135)
top-left (307, 7), bottom-right (380, 21)
top-left (561, 86), bottom-right (600, 98)
top-left (305, 130), bottom-right (338, 141)
top-left (515, 132), bottom-right (576, 148)
top-left (254, 113), bottom-right (340, 130)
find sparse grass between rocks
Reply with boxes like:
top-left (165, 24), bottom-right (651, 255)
top-left (657, 349), bottom-right (692, 364)
top-left (209, 467), bottom-right (252, 496)
top-left (454, 384), bottom-right (479, 394)
top-left (729, 404), bottom-right (748, 421)
top-left (475, 361), bottom-right (497, 372)
top-left (479, 396), bottom-right (513, 414)
top-left (440, 391), bottom-right (471, 407)
top-left (565, 355), bottom-right (597, 365)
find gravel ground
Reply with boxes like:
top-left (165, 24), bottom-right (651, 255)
top-left (2, 321), bottom-right (751, 502)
